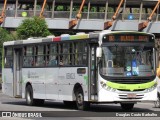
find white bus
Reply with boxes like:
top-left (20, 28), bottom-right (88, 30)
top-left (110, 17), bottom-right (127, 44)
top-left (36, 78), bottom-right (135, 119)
top-left (2, 30), bottom-right (158, 110)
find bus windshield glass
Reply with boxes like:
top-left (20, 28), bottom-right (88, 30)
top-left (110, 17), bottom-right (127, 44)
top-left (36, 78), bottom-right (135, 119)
top-left (100, 46), bottom-right (155, 77)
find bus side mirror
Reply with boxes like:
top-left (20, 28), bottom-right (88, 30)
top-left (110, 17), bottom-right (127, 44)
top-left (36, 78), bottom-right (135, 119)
top-left (96, 47), bottom-right (102, 58)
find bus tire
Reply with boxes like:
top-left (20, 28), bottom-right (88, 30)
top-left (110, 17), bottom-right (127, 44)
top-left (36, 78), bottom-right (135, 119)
top-left (75, 88), bottom-right (90, 110)
top-left (26, 85), bottom-right (36, 106)
top-left (120, 103), bottom-right (134, 111)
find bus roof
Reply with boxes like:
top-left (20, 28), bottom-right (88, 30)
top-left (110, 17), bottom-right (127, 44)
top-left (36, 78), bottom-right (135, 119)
top-left (3, 30), bottom-right (154, 46)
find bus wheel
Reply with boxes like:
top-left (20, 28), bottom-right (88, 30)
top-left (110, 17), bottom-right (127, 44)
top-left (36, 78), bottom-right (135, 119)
top-left (75, 88), bottom-right (90, 110)
top-left (26, 85), bottom-right (36, 106)
top-left (120, 103), bottom-right (134, 111)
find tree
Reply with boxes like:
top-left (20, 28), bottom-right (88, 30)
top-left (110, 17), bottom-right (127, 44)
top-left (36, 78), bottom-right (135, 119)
top-left (17, 16), bottom-right (51, 39)
top-left (0, 27), bottom-right (14, 68)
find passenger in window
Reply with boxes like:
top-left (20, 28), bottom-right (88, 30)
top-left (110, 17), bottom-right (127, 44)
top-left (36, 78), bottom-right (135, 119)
top-left (36, 61), bottom-right (40, 66)
top-left (48, 59), bottom-right (57, 66)
top-left (59, 60), bottom-right (64, 66)
top-left (48, 56), bottom-right (57, 66)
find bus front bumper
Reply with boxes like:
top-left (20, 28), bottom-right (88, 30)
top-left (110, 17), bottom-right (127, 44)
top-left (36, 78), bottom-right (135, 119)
top-left (97, 87), bottom-right (157, 102)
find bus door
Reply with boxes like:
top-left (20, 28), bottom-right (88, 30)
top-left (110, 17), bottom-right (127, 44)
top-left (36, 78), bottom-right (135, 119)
top-left (89, 44), bottom-right (97, 100)
top-left (13, 48), bottom-right (22, 97)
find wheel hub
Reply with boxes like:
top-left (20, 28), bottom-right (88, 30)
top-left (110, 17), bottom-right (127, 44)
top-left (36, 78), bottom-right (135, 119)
top-left (27, 91), bottom-right (31, 103)
top-left (77, 93), bottom-right (83, 105)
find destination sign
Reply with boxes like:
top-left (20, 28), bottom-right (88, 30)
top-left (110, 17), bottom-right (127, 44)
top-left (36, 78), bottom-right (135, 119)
top-left (103, 34), bottom-right (154, 42)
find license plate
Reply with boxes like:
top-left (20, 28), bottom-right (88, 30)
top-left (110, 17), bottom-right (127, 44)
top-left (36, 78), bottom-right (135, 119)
top-left (127, 93), bottom-right (136, 98)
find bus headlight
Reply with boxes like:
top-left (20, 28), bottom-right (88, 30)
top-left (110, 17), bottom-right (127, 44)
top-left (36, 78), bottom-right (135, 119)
top-left (100, 81), bottom-right (106, 88)
top-left (100, 81), bottom-right (116, 92)
top-left (111, 88), bottom-right (116, 92)
top-left (144, 83), bottom-right (157, 92)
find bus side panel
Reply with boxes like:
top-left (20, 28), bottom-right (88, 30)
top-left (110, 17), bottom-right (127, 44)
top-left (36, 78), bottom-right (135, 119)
top-left (22, 69), bottom-right (27, 99)
top-left (58, 67), bottom-right (89, 101)
top-left (74, 67), bottom-right (89, 101)
top-left (2, 68), bottom-right (14, 97)
top-left (22, 67), bottom-right (89, 101)
top-left (22, 68), bottom-right (46, 99)
top-left (58, 67), bottom-right (74, 101)
top-left (45, 68), bottom-right (59, 100)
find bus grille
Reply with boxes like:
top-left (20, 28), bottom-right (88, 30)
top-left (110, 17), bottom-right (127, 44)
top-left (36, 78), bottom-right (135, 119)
top-left (117, 89), bottom-right (145, 92)
top-left (119, 94), bottom-right (144, 99)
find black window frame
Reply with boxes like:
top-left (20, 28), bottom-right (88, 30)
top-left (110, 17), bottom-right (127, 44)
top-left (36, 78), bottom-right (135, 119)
top-left (21, 39), bottom-right (89, 68)
top-left (4, 47), bottom-right (13, 68)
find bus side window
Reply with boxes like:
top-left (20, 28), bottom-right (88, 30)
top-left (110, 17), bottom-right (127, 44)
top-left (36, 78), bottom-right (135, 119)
top-left (69, 43), bottom-right (73, 65)
top-left (4, 47), bottom-right (13, 68)
top-left (74, 42), bottom-right (78, 65)
top-left (47, 44), bottom-right (58, 66)
top-left (48, 55), bottom-right (57, 66)
top-left (59, 58), bottom-right (64, 66)
top-left (35, 45), bottom-right (45, 67)
top-left (23, 46), bottom-right (34, 67)
top-left (74, 42), bottom-right (87, 66)
top-left (35, 46), bottom-right (38, 66)
top-left (75, 42), bottom-right (81, 65)
top-left (62, 43), bottom-right (73, 66)
top-left (46, 44), bottom-right (50, 66)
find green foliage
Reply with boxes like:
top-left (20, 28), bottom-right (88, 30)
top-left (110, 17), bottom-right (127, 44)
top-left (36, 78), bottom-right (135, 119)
top-left (0, 27), bottom-right (13, 44)
top-left (10, 31), bottom-right (19, 40)
top-left (0, 28), bottom-right (13, 50)
top-left (56, 5), bottom-right (64, 11)
top-left (17, 16), bottom-right (51, 39)
top-left (0, 27), bottom-right (14, 68)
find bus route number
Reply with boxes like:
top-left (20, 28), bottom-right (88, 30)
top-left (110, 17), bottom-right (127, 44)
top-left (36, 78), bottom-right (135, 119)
top-left (66, 73), bottom-right (75, 79)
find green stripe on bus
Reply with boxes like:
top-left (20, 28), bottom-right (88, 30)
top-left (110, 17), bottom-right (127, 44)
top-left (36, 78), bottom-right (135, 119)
top-left (107, 81), bottom-right (155, 91)
top-left (84, 75), bottom-right (88, 85)
top-left (70, 34), bottom-right (89, 40)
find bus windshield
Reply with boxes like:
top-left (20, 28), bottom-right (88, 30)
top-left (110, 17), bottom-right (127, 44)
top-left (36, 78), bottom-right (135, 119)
top-left (100, 45), bottom-right (155, 77)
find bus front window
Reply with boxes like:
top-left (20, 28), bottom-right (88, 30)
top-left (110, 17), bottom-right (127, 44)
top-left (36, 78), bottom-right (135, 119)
top-left (100, 46), bottom-right (155, 77)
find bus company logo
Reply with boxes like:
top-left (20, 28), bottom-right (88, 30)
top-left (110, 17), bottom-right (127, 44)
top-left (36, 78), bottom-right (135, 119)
top-left (2, 112), bottom-right (11, 117)
top-left (27, 71), bottom-right (39, 79)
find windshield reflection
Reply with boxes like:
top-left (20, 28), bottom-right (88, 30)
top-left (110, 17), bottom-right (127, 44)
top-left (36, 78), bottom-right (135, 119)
top-left (100, 46), bottom-right (155, 77)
